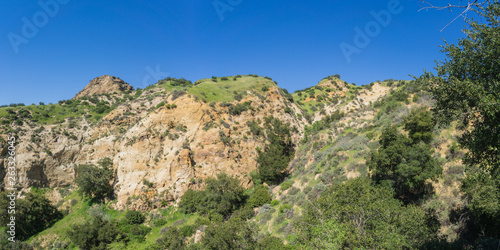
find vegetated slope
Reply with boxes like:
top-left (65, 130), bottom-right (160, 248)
top-left (0, 75), bottom-right (468, 248)
top-left (264, 79), bottom-right (466, 243)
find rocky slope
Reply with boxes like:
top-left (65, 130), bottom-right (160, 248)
top-left (73, 75), bottom-right (134, 99)
top-left (0, 75), bottom-right (310, 209)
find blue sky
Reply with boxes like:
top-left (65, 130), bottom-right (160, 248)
top-left (0, 0), bottom-right (478, 105)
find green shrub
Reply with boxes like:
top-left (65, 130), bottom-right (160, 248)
top-left (229, 101), bottom-right (253, 116)
top-left (257, 236), bottom-right (289, 250)
top-left (288, 187), bottom-right (300, 196)
top-left (202, 217), bottom-right (258, 249)
top-left (152, 219), bottom-right (167, 227)
top-left (128, 224), bottom-right (151, 242)
top-left (280, 179), bottom-right (294, 190)
top-left (257, 117), bottom-right (295, 184)
top-left (156, 226), bottom-right (186, 250)
top-left (178, 173), bottom-right (246, 217)
top-left (296, 178), bottom-right (437, 249)
top-left (271, 199), bottom-right (280, 206)
top-left (366, 126), bottom-right (441, 202)
top-left (68, 214), bottom-right (122, 249)
top-left (403, 107), bottom-right (435, 144)
top-left (180, 225), bottom-right (194, 237)
top-left (169, 78), bottom-right (192, 87)
top-left (247, 120), bottom-right (264, 137)
top-left (232, 204), bottom-right (255, 220)
top-left (156, 101), bottom-right (165, 109)
top-left (74, 159), bottom-right (114, 201)
top-left (124, 210), bottom-right (145, 225)
top-left (249, 185), bottom-right (272, 207)
top-left (0, 191), bottom-right (63, 241)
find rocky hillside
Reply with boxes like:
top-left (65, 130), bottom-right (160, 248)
top-left (0, 75), bottom-right (309, 209)
top-left (1, 74), bottom-right (469, 249)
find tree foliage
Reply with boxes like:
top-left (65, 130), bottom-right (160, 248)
top-left (248, 185), bottom-right (272, 207)
top-left (67, 213), bottom-right (122, 250)
top-left (296, 178), bottom-right (437, 249)
top-left (404, 107), bottom-right (435, 144)
top-left (74, 158), bottom-right (114, 201)
top-left (431, 1), bottom-right (500, 170)
top-left (155, 226), bottom-right (186, 250)
top-left (0, 191), bottom-right (62, 241)
top-left (124, 210), bottom-right (145, 225)
top-left (202, 217), bottom-right (257, 250)
top-left (429, 0), bottom-right (500, 240)
top-left (367, 125), bottom-right (441, 201)
top-left (178, 173), bottom-right (246, 218)
top-left (256, 117), bottom-right (295, 184)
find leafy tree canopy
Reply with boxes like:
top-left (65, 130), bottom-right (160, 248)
top-left (178, 173), bottom-right (246, 218)
top-left (428, 0), bottom-right (500, 239)
top-left (367, 125), bottom-right (441, 201)
top-left (296, 177), bottom-right (437, 249)
top-left (74, 158), bottom-right (114, 201)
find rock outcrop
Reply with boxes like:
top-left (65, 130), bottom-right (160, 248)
top-left (73, 75), bottom-right (134, 99)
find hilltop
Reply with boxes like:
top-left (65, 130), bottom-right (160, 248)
top-left (74, 75), bottom-right (134, 99)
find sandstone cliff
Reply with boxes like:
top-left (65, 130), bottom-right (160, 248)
top-left (0, 75), bottom-right (309, 210)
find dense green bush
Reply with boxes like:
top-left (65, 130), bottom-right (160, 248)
top-left (296, 177), bottom-right (437, 249)
top-left (256, 235), bottom-right (289, 250)
top-left (180, 225), bottom-right (194, 237)
top-left (257, 117), bottom-right (295, 184)
top-left (178, 173), bottom-right (246, 218)
top-left (246, 120), bottom-right (264, 137)
top-left (170, 78), bottom-right (192, 87)
top-left (249, 185), bottom-right (271, 207)
top-left (0, 191), bottom-right (63, 241)
top-left (229, 101), bottom-right (253, 116)
top-left (202, 217), bottom-right (257, 250)
top-left (74, 158), bottom-right (114, 201)
top-left (280, 180), bottom-right (294, 190)
top-left (124, 210), bottom-right (145, 225)
top-left (404, 107), bottom-right (435, 144)
top-left (68, 214), bottom-right (123, 249)
top-left (156, 226), bottom-right (186, 250)
top-left (156, 101), bottom-right (165, 109)
top-left (366, 126), bottom-right (441, 202)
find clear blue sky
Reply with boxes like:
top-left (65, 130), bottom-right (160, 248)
top-left (0, 0), bottom-right (479, 105)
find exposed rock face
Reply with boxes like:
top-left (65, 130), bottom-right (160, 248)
top-left (0, 75), bottom-right (392, 210)
top-left (2, 82), bottom-right (307, 209)
top-left (73, 75), bottom-right (134, 99)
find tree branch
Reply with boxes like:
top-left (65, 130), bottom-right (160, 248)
top-left (418, 0), bottom-right (490, 31)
